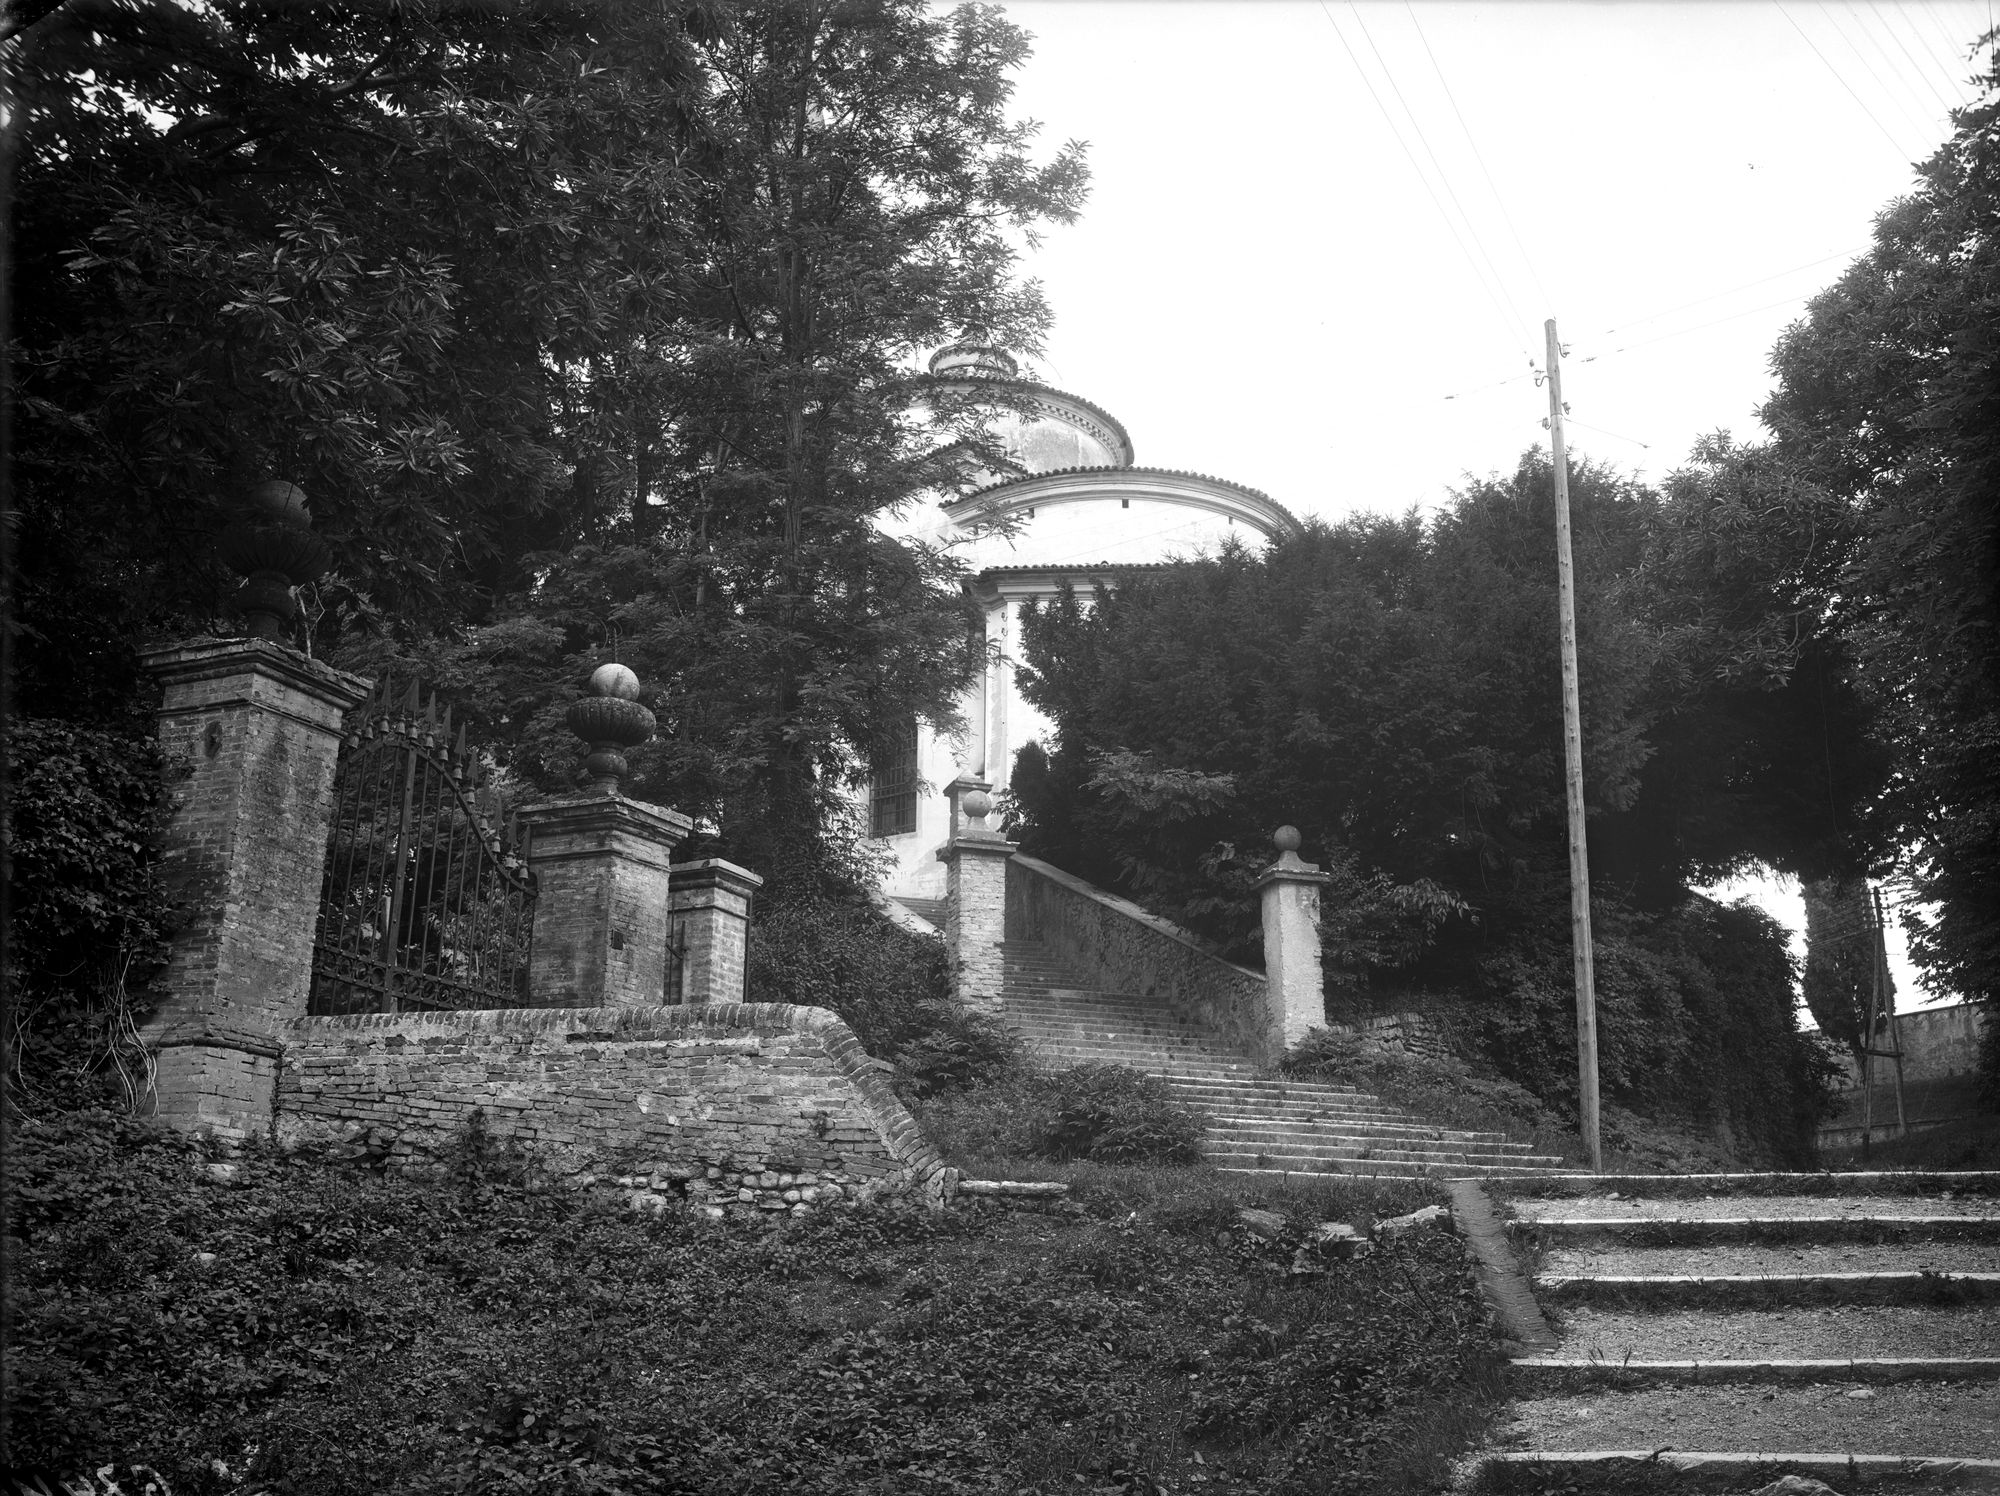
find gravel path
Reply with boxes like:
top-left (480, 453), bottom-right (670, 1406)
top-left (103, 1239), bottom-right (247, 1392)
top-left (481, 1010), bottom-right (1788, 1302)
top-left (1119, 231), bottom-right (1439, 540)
top-left (1553, 1305), bottom-right (2000, 1361)
top-left (1493, 1382), bottom-right (2000, 1456)
top-left (1518, 1194), bottom-right (2000, 1223)
top-left (1542, 1241), bottom-right (2000, 1278)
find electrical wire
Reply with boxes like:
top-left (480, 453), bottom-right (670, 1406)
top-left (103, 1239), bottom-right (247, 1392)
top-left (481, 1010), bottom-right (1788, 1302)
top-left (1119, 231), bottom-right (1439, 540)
top-left (1574, 289), bottom-right (1824, 364)
top-left (1780, 0), bottom-right (1923, 160)
top-left (1596, 246), bottom-right (1866, 337)
top-left (1344, 1), bottom-right (1540, 348)
top-left (1815, 0), bottom-right (1946, 144)
top-left (1559, 415), bottom-right (1651, 450)
top-left (1861, 0), bottom-right (1963, 112)
top-left (1314, 1), bottom-right (1537, 362)
top-left (1401, 0), bottom-right (1554, 314)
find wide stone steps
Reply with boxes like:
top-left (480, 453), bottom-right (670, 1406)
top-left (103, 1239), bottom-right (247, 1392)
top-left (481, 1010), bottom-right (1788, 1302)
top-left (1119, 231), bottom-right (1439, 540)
top-left (992, 937), bottom-right (1570, 1180)
top-left (1476, 1171), bottom-right (2000, 1473)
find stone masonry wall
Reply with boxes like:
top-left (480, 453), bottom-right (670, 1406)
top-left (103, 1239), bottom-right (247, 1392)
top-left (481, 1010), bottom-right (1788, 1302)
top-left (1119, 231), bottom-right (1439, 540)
top-left (1323, 1012), bottom-right (1455, 1062)
top-left (1006, 854), bottom-right (1274, 1060)
top-left (275, 1003), bottom-right (949, 1217)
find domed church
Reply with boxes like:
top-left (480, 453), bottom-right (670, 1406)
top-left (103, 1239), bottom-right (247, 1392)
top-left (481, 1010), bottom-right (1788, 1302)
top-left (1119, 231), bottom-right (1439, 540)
top-left (872, 340), bottom-right (1303, 902)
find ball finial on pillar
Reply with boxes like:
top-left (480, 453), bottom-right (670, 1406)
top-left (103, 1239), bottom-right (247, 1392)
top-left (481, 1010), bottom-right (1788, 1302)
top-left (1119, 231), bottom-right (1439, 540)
top-left (961, 788), bottom-right (995, 824)
top-left (565, 663), bottom-right (657, 795)
top-left (1273, 825), bottom-right (1302, 854)
top-left (216, 479), bottom-right (331, 643)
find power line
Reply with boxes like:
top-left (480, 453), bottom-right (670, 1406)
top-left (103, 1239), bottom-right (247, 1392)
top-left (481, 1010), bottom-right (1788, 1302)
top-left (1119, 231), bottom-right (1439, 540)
top-left (1596, 246), bottom-right (1866, 337)
top-left (1815, 0), bottom-right (1945, 145)
top-left (1779, 0), bottom-right (1922, 160)
top-left (1313, 1), bottom-right (1536, 360)
top-left (1401, 0), bottom-right (1553, 313)
top-left (1574, 289), bottom-right (1825, 364)
top-left (1343, 1), bottom-right (1539, 347)
top-left (1861, 0), bottom-right (1964, 113)
top-left (1559, 415), bottom-right (1651, 451)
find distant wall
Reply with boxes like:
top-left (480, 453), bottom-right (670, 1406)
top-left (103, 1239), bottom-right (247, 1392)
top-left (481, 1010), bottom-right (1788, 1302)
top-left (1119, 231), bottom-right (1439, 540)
top-left (1324, 1011), bottom-right (1455, 1062)
top-left (275, 1003), bottom-right (948, 1216)
top-left (1005, 854), bottom-right (1275, 1060)
top-left (1818, 1002), bottom-right (1991, 1149)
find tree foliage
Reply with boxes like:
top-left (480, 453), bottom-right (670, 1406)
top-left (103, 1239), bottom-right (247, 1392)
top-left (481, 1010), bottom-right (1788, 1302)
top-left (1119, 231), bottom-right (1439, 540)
top-left (1008, 455), bottom-right (1862, 1149)
top-left (11, 0), bottom-right (1088, 900)
top-left (1762, 33), bottom-right (2000, 1019)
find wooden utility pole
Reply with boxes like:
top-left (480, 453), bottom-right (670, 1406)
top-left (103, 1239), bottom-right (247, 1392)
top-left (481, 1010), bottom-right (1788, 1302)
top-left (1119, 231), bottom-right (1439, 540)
top-left (1544, 319), bottom-right (1602, 1173)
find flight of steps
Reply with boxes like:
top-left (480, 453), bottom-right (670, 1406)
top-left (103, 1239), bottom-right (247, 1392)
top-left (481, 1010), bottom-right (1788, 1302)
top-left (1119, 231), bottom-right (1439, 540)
top-left (1472, 1170), bottom-right (2000, 1485)
top-left (998, 938), bottom-right (1567, 1180)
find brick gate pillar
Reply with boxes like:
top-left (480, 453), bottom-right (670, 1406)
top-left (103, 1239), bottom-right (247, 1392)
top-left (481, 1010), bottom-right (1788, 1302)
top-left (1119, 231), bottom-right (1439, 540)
top-left (139, 639), bottom-right (370, 1136)
top-left (521, 664), bottom-right (692, 1008)
top-left (938, 788), bottom-right (1012, 1012)
top-left (1257, 826), bottom-right (1332, 1053)
top-left (668, 858), bottom-right (763, 1003)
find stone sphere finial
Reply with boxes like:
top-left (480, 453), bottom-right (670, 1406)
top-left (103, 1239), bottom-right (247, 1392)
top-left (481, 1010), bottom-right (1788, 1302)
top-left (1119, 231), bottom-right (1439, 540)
top-left (565, 662), bottom-right (657, 795)
top-left (961, 789), bottom-right (995, 823)
top-left (216, 478), bottom-right (331, 643)
top-left (1273, 825), bottom-right (1302, 854)
top-left (590, 662), bottom-right (642, 701)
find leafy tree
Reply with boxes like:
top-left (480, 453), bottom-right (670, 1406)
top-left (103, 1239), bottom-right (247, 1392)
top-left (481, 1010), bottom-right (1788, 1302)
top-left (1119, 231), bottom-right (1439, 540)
top-left (1010, 454), bottom-right (1856, 1153)
top-left (11, 0), bottom-right (1088, 902)
top-left (383, 0), bottom-right (1087, 894)
top-left (1762, 33), bottom-right (2000, 1022)
top-left (1801, 874), bottom-right (1882, 1065)
top-left (8, 0), bottom-right (713, 722)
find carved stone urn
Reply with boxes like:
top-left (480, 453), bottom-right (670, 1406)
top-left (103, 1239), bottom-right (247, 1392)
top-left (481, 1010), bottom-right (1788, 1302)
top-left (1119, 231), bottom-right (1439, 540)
top-left (564, 662), bottom-right (657, 795)
top-left (216, 479), bottom-right (332, 642)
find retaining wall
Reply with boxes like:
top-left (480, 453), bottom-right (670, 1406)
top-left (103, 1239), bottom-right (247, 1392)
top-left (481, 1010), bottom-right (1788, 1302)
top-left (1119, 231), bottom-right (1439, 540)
top-left (274, 1002), bottom-right (948, 1216)
top-left (1005, 854), bottom-right (1276, 1060)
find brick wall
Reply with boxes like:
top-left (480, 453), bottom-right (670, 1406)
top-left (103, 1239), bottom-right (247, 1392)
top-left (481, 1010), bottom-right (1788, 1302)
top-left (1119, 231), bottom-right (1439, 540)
top-left (275, 1003), bottom-right (949, 1217)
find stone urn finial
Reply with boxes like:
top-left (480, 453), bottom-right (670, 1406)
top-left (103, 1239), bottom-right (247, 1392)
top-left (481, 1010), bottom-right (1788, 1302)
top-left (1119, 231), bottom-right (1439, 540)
top-left (565, 663), bottom-right (656, 795)
top-left (216, 479), bottom-right (331, 642)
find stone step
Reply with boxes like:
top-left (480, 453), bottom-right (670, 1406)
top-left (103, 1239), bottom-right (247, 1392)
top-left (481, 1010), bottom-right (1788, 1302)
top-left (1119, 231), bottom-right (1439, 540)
top-left (1161, 1078), bottom-right (1379, 1102)
top-left (1518, 1213), bottom-right (2000, 1246)
top-left (1178, 1099), bottom-right (1444, 1122)
top-left (1206, 1117), bottom-right (1517, 1144)
top-left (1200, 1144), bottom-right (1544, 1168)
top-left (1205, 1144), bottom-right (1569, 1169)
top-left (1217, 1159), bottom-right (1566, 1180)
top-left (1534, 1270), bottom-right (2000, 1306)
top-left (1005, 1021), bottom-right (1230, 1040)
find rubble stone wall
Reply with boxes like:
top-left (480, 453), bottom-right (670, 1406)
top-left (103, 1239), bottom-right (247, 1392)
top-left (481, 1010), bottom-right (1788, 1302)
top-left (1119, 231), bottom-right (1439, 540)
top-left (274, 1003), bottom-right (949, 1215)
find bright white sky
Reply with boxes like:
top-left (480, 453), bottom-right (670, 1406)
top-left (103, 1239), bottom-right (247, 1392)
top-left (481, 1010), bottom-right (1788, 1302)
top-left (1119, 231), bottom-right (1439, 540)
top-left (998, 0), bottom-right (1992, 1010)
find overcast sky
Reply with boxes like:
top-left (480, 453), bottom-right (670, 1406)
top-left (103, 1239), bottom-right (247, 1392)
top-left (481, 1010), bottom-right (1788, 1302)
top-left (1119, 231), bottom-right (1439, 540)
top-left (996, 0), bottom-right (1993, 1010)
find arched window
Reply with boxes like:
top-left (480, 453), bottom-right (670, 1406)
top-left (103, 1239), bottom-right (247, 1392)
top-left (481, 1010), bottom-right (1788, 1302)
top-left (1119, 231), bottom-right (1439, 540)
top-left (870, 718), bottom-right (919, 838)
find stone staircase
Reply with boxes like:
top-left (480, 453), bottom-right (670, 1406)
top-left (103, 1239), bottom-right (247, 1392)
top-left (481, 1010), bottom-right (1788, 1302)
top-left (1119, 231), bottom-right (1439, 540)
top-left (1474, 1170), bottom-right (2000, 1481)
top-left (998, 939), bottom-right (1567, 1180)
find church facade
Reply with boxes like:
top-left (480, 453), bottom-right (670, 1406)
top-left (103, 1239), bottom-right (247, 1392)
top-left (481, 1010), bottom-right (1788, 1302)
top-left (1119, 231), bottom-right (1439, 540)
top-left (873, 343), bottom-right (1302, 900)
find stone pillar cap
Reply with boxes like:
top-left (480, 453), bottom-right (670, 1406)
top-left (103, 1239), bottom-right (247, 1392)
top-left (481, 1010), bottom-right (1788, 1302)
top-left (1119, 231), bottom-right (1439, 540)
top-left (667, 857), bottom-right (766, 893)
top-left (1256, 825), bottom-right (1328, 887)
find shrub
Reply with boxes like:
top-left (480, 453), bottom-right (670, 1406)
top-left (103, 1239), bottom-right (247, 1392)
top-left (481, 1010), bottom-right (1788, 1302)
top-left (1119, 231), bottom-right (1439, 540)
top-left (5, 718), bottom-right (179, 1113)
top-left (921, 1064), bottom-right (1208, 1167)
top-left (745, 891), bottom-right (1019, 1096)
top-left (1039, 1063), bottom-right (1207, 1164)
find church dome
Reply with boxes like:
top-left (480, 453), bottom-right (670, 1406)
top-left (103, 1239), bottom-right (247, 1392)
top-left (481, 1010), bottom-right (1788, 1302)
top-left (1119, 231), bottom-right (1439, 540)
top-left (928, 342), bottom-right (1019, 380)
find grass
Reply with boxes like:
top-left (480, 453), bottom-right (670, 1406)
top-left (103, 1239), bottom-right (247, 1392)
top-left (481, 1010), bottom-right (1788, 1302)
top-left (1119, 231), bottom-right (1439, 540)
top-left (7, 1106), bottom-right (1509, 1496)
top-left (1819, 1112), bottom-right (2000, 1172)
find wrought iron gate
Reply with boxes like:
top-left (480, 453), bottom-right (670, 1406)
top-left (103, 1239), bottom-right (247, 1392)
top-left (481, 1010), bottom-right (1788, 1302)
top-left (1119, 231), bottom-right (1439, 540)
top-left (309, 678), bottom-right (536, 1014)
